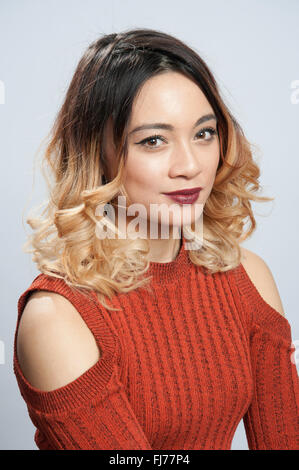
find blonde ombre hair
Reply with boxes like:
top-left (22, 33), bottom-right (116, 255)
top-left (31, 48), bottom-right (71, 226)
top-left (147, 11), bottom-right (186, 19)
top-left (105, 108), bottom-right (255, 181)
top-left (23, 28), bottom-right (273, 311)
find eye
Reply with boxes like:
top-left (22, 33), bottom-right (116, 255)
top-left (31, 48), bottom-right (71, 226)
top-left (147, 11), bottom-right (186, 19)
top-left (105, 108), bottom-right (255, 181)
top-left (136, 134), bottom-right (166, 150)
top-left (195, 127), bottom-right (218, 141)
top-left (135, 126), bottom-right (218, 151)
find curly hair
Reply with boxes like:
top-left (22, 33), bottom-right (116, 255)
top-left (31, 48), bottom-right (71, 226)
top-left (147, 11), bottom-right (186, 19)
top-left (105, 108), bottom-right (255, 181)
top-left (22, 27), bottom-right (274, 311)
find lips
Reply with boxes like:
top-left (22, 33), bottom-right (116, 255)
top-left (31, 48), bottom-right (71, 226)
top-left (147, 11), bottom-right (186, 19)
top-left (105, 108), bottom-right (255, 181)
top-left (164, 190), bottom-right (201, 205)
top-left (162, 186), bottom-right (202, 196)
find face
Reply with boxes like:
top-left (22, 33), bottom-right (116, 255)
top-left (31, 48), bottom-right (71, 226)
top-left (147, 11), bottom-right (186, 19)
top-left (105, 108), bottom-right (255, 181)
top-left (104, 71), bottom-right (220, 239)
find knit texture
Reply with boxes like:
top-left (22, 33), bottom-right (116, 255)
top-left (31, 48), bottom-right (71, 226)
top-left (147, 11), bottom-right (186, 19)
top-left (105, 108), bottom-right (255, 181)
top-left (13, 235), bottom-right (299, 450)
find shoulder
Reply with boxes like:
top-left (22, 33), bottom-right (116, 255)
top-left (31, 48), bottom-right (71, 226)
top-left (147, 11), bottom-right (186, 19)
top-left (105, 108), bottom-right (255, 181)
top-left (239, 246), bottom-right (285, 317)
top-left (16, 290), bottom-right (101, 391)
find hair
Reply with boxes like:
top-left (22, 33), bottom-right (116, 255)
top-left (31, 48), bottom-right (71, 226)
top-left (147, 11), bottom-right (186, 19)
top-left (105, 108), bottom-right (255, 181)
top-left (23, 27), bottom-right (274, 311)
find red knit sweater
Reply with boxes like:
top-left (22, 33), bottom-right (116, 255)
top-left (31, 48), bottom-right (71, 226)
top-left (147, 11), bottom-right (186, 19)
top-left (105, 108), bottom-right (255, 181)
top-left (13, 235), bottom-right (299, 450)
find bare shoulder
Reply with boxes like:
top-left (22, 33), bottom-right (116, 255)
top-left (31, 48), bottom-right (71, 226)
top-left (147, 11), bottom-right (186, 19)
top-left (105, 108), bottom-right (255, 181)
top-left (239, 246), bottom-right (285, 317)
top-left (16, 290), bottom-right (101, 391)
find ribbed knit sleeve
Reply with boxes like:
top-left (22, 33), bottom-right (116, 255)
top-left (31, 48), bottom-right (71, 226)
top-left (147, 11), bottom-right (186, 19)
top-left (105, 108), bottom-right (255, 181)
top-left (232, 264), bottom-right (299, 450)
top-left (13, 274), bottom-right (152, 450)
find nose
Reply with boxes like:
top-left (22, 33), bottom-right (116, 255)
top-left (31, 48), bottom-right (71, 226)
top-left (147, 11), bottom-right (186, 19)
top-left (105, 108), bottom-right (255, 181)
top-left (168, 140), bottom-right (202, 179)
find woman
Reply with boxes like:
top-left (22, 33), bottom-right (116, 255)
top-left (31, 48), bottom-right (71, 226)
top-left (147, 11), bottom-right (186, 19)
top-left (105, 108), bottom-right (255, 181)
top-left (14, 28), bottom-right (299, 450)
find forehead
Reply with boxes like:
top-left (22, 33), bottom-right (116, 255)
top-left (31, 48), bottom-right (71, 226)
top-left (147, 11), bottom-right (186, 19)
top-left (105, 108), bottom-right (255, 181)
top-left (129, 71), bottom-right (212, 124)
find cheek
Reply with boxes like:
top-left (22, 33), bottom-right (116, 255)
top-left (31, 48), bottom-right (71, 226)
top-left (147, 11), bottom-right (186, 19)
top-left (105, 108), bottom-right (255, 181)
top-left (125, 157), bottom-right (162, 190)
top-left (208, 159), bottom-right (219, 181)
top-left (206, 148), bottom-right (220, 179)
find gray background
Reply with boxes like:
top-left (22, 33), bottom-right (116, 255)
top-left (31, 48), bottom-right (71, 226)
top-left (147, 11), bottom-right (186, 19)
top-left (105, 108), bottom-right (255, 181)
top-left (1, 0), bottom-right (298, 450)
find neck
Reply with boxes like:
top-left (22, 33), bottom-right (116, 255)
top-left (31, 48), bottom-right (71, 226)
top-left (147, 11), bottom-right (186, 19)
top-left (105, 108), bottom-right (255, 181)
top-left (145, 235), bottom-right (182, 263)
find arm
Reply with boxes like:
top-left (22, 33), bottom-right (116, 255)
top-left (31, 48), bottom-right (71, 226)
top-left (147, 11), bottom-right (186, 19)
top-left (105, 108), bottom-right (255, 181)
top-left (238, 248), bottom-right (299, 450)
top-left (15, 290), bottom-right (152, 450)
top-left (240, 247), bottom-right (286, 318)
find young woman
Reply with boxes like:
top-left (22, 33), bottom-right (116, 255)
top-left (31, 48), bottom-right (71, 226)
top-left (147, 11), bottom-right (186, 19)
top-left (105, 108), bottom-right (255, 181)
top-left (14, 28), bottom-right (299, 450)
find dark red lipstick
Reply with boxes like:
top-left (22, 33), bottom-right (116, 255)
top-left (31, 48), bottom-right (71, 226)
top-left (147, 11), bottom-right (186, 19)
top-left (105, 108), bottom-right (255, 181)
top-left (162, 187), bottom-right (202, 205)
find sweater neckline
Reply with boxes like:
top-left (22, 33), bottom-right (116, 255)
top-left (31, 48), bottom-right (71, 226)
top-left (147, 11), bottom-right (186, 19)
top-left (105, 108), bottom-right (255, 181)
top-left (146, 233), bottom-right (192, 284)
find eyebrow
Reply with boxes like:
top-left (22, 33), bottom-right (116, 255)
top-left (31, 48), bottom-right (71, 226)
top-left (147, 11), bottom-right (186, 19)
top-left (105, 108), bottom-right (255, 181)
top-left (128, 113), bottom-right (217, 135)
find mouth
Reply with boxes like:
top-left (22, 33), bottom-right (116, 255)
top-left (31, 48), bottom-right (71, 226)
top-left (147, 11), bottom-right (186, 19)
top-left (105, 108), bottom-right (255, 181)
top-left (162, 186), bottom-right (202, 196)
top-left (163, 189), bottom-right (202, 205)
